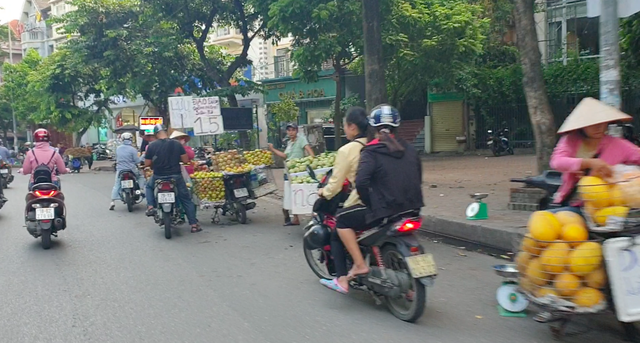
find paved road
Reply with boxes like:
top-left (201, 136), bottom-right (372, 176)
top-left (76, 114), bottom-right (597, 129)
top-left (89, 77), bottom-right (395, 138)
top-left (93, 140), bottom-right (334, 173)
top-left (0, 172), bottom-right (631, 342)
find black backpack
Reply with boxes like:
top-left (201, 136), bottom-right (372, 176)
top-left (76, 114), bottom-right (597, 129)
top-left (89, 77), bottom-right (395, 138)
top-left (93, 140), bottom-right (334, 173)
top-left (32, 149), bottom-right (57, 185)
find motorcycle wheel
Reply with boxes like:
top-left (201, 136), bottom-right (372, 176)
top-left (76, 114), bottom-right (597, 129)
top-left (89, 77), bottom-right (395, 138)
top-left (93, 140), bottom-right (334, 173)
top-left (235, 203), bottom-right (247, 224)
top-left (492, 146), bottom-right (500, 157)
top-left (381, 245), bottom-right (426, 323)
top-left (125, 192), bottom-right (133, 213)
top-left (41, 229), bottom-right (52, 250)
top-left (303, 241), bottom-right (335, 280)
top-left (0, 178), bottom-right (6, 190)
top-left (163, 212), bottom-right (172, 239)
top-left (508, 147), bottom-right (514, 155)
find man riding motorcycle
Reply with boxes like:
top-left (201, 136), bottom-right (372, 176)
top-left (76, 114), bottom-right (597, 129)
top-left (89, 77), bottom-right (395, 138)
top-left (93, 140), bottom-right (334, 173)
top-left (109, 132), bottom-right (146, 210)
top-left (144, 124), bottom-right (201, 233)
top-left (20, 129), bottom-right (69, 190)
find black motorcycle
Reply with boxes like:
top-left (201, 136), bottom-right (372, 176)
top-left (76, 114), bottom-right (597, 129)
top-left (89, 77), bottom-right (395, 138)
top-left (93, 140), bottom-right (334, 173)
top-left (302, 166), bottom-right (436, 322)
top-left (25, 175), bottom-right (66, 250)
top-left (93, 144), bottom-right (111, 161)
top-left (151, 178), bottom-right (182, 239)
top-left (0, 160), bottom-right (14, 189)
top-left (487, 128), bottom-right (514, 156)
top-left (118, 169), bottom-right (144, 212)
top-left (511, 170), bottom-right (563, 210)
top-left (211, 173), bottom-right (257, 225)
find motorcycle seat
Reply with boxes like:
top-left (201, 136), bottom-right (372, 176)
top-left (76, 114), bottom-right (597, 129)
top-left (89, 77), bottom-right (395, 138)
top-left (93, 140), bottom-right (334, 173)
top-left (31, 182), bottom-right (59, 191)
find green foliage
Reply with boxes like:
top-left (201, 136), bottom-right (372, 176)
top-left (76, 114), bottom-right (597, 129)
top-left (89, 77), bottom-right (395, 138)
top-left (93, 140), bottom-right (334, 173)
top-left (543, 58), bottom-right (599, 98)
top-left (269, 95), bottom-right (300, 125)
top-left (329, 94), bottom-right (362, 119)
top-left (1, 50), bottom-right (43, 124)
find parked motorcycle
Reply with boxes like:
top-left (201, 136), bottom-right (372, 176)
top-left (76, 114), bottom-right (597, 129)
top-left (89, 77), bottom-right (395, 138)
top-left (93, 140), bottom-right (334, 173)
top-left (119, 169), bottom-right (144, 212)
top-left (93, 144), bottom-right (112, 161)
top-left (213, 173), bottom-right (257, 224)
top-left (25, 175), bottom-right (66, 250)
top-left (302, 166), bottom-right (436, 322)
top-left (0, 160), bottom-right (14, 189)
top-left (487, 128), bottom-right (514, 157)
top-left (510, 170), bottom-right (563, 210)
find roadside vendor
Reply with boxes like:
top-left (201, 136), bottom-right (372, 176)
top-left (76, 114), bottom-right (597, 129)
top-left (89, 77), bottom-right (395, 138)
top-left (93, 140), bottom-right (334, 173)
top-left (268, 123), bottom-right (315, 226)
top-left (170, 130), bottom-right (195, 175)
top-left (550, 97), bottom-right (640, 211)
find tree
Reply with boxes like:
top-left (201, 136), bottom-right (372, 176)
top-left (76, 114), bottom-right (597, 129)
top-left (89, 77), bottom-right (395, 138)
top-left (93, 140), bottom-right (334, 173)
top-left (269, 0), bottom-right (363, 148)
top-left (1, 50), bottom-right (43, 126)
top-left (514, 0), bottom-right (556, 172)
top-left (362, 0), bottom-right (387, 112)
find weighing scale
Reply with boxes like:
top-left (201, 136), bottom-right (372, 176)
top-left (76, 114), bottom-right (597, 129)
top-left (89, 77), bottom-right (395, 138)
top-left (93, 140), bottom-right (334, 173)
top-left (493, 264), bottom-right (529, 317)
top-left (466, 193), bottom-right (489, 220)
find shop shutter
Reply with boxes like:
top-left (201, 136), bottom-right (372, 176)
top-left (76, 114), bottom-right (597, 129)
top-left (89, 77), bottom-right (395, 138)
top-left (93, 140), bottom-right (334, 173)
top-left (432, 101), bottom-right (464, 152)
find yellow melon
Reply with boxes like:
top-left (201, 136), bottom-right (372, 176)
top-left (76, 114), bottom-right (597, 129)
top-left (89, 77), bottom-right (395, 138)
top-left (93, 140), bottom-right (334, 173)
top-left (515, 251), bottom-right (532, 273)
top-left (526, 258), bottom-right (551, 286)
top-left (521, 234), bottom-right (542, 256)
top-left (536, 287), bottom-right (559, 298)
top-left (519, 277), bottom-right (537, 294)
top-left (569, 242), bottom-right (603, 276)
top-left (572, 287), bottom-right (605, 308)
top-left (555, 211), bottom-right (586, 228)
top-left (610, 184), bottom-right (626, 206)
top-left (540, 241), bottom-right (571, 274)
top-left (585, 268), bottom-right (607, 289)
top-left (578, 176), bottom-right (611, 209)
top-left (528, 211), bottom-right (561, 246)
top-left (592, 206), bottom-right (629, 226)
top-left (561, 223), bottom-right (589, 247)
top-left (554, 273), bottom-right (582, 297)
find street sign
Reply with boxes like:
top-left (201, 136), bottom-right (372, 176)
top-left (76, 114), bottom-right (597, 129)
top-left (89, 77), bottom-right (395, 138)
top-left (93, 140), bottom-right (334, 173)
top-left (192, 97), bottom-right (224, 136)
top-left (139, 117), bottom-right (163, 134)
top-left (168, 96), bottom-right (194, 129)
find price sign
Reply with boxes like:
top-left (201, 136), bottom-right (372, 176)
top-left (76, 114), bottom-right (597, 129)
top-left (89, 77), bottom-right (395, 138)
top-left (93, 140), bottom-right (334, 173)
top-left (168, 96), bottom-right (194, 129)
top-left (290, 184), bottom-right (319, 215)
top-left (139, 117), bottom-right (163, 133)
top-left (193, 97), bottom-right (224, 136)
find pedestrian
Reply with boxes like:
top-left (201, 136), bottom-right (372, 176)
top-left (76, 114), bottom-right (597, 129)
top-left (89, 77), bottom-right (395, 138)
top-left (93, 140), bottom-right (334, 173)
top-left (268, 123), bottom-right (315, 226)
top-left (85, 145), bottom-right (94, 170)
top-left (139, 129), bottom-right (149, 153)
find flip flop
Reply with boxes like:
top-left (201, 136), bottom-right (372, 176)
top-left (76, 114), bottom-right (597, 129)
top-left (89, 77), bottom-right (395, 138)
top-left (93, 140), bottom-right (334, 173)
top-left (347, 269), bottom-right (370, 281)
top-left (284, 222), bottom-right (299, 226)
top-left (191, 225), bottom-right (203, 233)
top-left (319, 278), bottom-right (348, 294)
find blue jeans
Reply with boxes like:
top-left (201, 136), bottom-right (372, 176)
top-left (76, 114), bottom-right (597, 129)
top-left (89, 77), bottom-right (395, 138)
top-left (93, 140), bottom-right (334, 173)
top-left (146, 174), bottom-right (198, 225)
top-left (111, 170), bottom-right (146, 201)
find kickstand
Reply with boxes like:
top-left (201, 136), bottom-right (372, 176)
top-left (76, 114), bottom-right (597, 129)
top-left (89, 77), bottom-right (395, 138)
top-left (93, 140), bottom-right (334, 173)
top-left (212, 208), bottom-right (221, 224)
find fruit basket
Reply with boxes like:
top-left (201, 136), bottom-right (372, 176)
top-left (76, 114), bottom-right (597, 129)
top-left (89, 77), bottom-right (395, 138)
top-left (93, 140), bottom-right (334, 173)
top-left (191, 171), bottom-right (226, 207)
top-left (577, 166), bottom-right (640, 232)
top-left (516, 210), bottom-right (608, 314)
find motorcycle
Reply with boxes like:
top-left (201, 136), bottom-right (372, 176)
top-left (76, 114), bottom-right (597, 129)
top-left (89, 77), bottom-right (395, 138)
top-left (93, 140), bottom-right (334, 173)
top-left (151, 178), bottom-right (182, 239)
top-left (487, 128), bottom-right (514, 157)
top-left (0, 160), bottom-right (14, 189)
top-left (25, 178), bottom-right (66, 250)
top-left (93, 144), bottom-right (112, 161)
top-left (302, 166), bottom-right (437, 322)
top-left (118, 169), bottom-right (144, 212)
top-left (510, 170), bottom-right (563, 210)
top-left (212, 173), bottom-right (257, 225)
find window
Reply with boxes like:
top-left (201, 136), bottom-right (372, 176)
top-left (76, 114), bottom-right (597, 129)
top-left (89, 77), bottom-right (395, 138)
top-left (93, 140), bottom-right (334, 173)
top-left (546, 0), bottom-right (598, 62)
top-left (217, 27), bottom-right (230, 37)
top-left (55, 4), bottom-right (65, 15)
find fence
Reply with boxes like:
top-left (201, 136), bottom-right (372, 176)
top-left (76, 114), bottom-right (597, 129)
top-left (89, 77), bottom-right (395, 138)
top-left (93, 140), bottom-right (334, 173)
top-left (474, 91), bottom-right (640, 149)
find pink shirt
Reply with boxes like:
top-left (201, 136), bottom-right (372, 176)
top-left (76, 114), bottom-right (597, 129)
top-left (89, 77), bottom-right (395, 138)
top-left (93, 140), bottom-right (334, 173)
top-left (550, 133), bottom-right (640, 203)
top-left (184, 145), bottom-right (195, 175)
top-left (22, 142), bottom-right (68, 182)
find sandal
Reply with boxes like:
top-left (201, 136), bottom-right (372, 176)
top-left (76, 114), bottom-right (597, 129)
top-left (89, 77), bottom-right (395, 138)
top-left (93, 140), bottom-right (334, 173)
top-left (191, 225), bottom-right (203, 233)
top-left (319, 278), bottom-right (348, 294)
top-left (284, 221), bottom-right (299, 226)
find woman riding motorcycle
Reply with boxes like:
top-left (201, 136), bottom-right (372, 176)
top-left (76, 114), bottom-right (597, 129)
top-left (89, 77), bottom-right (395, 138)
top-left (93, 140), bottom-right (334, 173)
top-left (320, 104), bottom-right (424, 294)
top-left (316, 107), bottom-right (368, 293)
top-left (550, 97), bottom-right (640, 213)
top-left (20, 129), bottom-right (69, 190)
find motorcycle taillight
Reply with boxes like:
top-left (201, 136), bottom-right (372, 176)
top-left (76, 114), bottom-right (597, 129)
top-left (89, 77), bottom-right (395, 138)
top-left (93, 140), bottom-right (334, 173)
top-left (34, 190), bottom-right (57, 198)
top-left (159, 182), bottom-right (173, 191)
top-left (122, 173), bottom-right (130, 180)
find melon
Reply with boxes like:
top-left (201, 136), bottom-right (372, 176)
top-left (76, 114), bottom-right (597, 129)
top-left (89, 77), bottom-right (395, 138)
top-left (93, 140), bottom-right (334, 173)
top-left (578, 176), bottom-right (611, 209)
top-left (540, 242), bottom-right (570, 274)
top-left (592, 206), bottom-right (629, 227)
top-left (526, 258), bottom-right (551, 286)
top-left (554, 273), bottom-right (582, 297)
top-left (521, 234), bottom-right (542, 256)
top-left (528, 211), bottom-right (561, 246)
top-left (573, 287), bottom-right (605, 308)
top-left (555, 211), bottom-right (586, 228)
top-left (561, 223), bottom-right (589, 247)
top-left (585, 268), bottom-right (607, 289)
top-left (568, 242), bottom-right (603, 276)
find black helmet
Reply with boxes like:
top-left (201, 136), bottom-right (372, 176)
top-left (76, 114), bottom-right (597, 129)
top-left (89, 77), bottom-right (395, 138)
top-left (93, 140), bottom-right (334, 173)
top-left (303, 224), bottom-right (331, 250)
top-left (153, 124), bottom-right (167, 135)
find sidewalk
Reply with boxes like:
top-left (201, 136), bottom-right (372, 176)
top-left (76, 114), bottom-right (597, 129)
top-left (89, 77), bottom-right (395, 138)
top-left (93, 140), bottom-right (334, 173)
top-left (270, 153), bottom-right (537, 251)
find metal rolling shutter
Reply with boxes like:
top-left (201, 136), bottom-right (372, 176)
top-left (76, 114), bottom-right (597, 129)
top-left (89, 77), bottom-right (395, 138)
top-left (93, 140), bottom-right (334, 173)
top-left (432, 101), bottom-right (463, 152)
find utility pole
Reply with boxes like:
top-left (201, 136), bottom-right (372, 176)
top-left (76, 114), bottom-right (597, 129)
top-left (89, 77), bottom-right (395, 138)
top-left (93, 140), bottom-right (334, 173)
top-left (599, 0), bottom-right (621, 109)
top-left (362, 0), bottom-right (387, 112)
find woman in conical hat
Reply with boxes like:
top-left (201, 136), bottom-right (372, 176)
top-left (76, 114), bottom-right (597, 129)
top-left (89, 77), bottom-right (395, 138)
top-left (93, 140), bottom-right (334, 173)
top-left (170, 130), bottom-right (196, 175)
top-left (550, 97), bottom-right (640, 206)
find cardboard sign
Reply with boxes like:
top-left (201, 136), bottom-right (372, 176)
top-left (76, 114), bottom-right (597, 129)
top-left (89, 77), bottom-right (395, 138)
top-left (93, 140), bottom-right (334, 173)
top-left (168, 96), bottom-right (194, 129)
top-left (193, 97), bottom-right (224, 136)
top-left (290, 183), bottom-right (319, 215)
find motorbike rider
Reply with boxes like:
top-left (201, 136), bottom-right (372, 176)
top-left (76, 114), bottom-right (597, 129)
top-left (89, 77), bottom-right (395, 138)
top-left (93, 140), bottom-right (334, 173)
top-left (109, 132), bottom-right (146, 210)
top-left (20, 129), bottom-right (69, 190)
top-left (0, 139), bottom-right (10, 162)
top-left (316, 107), bottom-right (368, 293)
top-left (549, 97), bottom-right (640, 213)
top-left (144, 124), bottom-right (201, 233)
top-left (323, 105), bottom-right (423, 293)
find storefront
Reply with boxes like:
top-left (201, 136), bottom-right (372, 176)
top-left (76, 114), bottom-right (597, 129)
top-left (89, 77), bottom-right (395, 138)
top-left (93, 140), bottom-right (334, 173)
top-left (425, 92), bottom-right (467, 153)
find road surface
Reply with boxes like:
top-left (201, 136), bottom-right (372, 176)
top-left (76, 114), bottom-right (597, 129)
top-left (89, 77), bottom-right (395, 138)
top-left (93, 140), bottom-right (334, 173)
top-left (0, 171), bottom-right (631, 342)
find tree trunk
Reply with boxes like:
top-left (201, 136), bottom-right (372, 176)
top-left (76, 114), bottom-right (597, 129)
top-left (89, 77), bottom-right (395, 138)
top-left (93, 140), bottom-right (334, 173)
top-left (514, 0), bottom-right (556, 173)
top-left (333, 68), bottom-right (344, 150)
top-left (362, 0), bottom-right (387, 112)
top-left (75, 127), bottom-right (89, 147)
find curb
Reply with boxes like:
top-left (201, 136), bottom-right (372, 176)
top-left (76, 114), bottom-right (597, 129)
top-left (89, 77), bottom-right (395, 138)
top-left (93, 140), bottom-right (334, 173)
top-left (420, 215), bottom-right (520, 252)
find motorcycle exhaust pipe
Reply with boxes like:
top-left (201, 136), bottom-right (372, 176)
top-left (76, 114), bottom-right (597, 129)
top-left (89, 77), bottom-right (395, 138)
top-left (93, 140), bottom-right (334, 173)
top-left (54, 218), bottom-right (65, 230)
top-left (358, 267), bottom-right (412, 298)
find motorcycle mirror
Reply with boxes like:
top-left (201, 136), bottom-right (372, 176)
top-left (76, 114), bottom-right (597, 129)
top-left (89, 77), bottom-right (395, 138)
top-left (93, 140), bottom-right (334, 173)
top-left (306, 165), bottom-right (317, 181)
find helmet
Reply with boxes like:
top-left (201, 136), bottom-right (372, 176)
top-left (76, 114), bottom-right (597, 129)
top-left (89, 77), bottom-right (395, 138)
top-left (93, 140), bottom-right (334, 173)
top-left (303, 224), bottom-right (331, 250)
top-left (153, 124), bottom-right (167, 135)
top-left (369, 104), bottom-right (401, 128)
top-left (33, 129), bottom-right (51, 143)
top-left (121, 132), bottom-right (133, 141)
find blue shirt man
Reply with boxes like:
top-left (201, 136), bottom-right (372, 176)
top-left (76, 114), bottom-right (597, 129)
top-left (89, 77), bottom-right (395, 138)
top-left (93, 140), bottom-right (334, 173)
top-left (109, 134), bottom-right (146, 210)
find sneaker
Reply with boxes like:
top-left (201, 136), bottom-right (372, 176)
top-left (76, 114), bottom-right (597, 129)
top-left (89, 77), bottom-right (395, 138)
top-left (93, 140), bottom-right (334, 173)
top-left (109, 202), bottom-right (115, 211)
top-left (145, 208), bottom-right (156, 217)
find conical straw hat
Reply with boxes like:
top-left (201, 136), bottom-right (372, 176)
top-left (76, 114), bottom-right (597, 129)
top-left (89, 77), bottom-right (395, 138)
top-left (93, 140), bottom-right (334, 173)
top-left (169, 130), bottom-right (189, 139)
top-left (558, 97), bottom-right (632, 134)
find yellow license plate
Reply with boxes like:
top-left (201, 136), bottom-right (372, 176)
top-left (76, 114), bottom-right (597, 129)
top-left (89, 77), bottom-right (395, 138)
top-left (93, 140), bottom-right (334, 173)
top-left (405, 254), bottom-right (437, 278)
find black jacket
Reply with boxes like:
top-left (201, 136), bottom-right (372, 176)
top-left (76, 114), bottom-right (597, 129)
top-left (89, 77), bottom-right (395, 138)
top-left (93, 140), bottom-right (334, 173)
top-left (355, 138), bottom-right (423, 224)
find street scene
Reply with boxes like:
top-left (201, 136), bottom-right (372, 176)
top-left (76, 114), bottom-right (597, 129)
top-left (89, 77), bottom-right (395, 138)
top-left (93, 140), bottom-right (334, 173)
top-left (1, 0), bottom-right (640, 342)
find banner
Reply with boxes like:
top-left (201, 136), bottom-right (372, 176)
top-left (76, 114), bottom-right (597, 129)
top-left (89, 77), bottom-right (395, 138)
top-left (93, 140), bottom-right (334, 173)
top-left (193, 97), bottom-right (224, 136)
top-left (290, 184), bottom-right (319, 215)
top-left (168, 96), bottom-right (194, 129)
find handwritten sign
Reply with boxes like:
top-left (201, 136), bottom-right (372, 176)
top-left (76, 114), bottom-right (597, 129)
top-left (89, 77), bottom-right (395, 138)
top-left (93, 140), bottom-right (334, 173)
top-left (193, 97), bottom-right (224, 136)
top-left (604, 237), bottom-right (640, 322)
top-left (291, 184), bottom-right (319, 215)
top-left (168, 96), bottom-right (194, 129)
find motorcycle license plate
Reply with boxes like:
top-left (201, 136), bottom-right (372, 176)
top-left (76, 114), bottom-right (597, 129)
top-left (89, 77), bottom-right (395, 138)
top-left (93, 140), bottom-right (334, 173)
top-left (35, 208), bottom-right (55, 220)
top-left (121, 180), bottom-right (134, 188)
top-left (158, 192), bottom-right (175, 204)
top-left (404, 254), bottom-right (438, 278)
top-left (234, 188), bottom-right (249, 198)
top-left (0, 169), bottom-right (8, 174)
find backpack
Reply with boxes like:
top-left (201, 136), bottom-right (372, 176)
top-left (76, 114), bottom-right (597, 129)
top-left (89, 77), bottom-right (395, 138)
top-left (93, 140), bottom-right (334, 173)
top-left (32, 149), bottom-right (57, 185)
top-left (72, 158), bottom-right (82, 169)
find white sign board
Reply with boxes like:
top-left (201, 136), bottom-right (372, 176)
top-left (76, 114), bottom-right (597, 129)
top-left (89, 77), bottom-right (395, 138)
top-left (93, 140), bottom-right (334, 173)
top-left (192, 97), bottom-right (224, 136)
top-left (291, 184), bottom-right (319, 215)
top-left (587, 0), bottom-right (640, 18)
top-left (604, 237), bottom-right (640, 322)
top-left (168, 96), bottom-right (194, 129)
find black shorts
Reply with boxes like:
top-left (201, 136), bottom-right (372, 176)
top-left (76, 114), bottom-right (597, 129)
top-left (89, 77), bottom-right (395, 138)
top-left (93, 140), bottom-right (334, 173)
top-left (336, 205), bottom-right (372, 231)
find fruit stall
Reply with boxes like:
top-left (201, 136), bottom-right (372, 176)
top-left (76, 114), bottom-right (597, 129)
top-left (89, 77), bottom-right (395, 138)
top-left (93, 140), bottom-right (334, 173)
top-left (513, 165), bottom-right (640, 339)
top-left (283, 152), bottom-right (337, 215)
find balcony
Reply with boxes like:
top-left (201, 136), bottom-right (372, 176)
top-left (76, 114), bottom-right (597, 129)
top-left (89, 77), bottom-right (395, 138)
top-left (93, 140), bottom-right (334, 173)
top-left (274, 56), bottom-right (292, 78)
top-left (209, 28), bottom-right (243, 49)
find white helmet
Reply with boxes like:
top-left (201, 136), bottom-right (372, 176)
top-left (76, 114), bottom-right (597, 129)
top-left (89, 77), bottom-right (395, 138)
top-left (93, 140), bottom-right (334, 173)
top-left (121, 132), bottom-right (133, 141)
